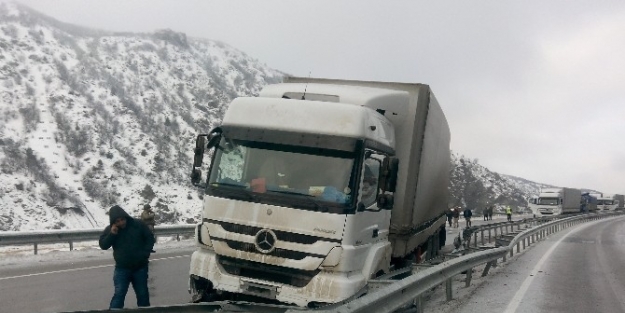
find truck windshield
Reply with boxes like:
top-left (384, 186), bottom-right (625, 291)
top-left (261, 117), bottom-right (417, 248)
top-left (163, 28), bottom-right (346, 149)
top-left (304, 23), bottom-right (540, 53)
top-left (538, 198), bottom-right (559, 205)
top-left (207, 138), bottom-right (356, 213)
top-left (598, 200), bottom-right (614, 205)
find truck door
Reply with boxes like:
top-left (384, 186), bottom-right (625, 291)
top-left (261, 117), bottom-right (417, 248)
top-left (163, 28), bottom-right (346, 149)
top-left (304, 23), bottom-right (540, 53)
top-left (343, 151), bottom-right (392, 250)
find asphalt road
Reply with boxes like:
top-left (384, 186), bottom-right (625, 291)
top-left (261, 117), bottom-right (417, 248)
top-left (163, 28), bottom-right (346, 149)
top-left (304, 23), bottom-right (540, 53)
top-left (441, 215), bottom-right (625, 313)
top-left (0, 247), bottom-right (195, 313)
top-left (0, 214), bottom-right (527, 313)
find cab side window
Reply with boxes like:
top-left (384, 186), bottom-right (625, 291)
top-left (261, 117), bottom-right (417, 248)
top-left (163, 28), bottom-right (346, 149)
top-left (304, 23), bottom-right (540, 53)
top-left (361, 156), bottom-right (381, 208)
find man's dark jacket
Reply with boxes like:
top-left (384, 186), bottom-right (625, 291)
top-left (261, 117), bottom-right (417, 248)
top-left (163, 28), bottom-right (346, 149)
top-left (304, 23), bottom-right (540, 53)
top-left (463, 208), bottom-right (473, 218)
top-left (99, 205), bottom-right (155, 269)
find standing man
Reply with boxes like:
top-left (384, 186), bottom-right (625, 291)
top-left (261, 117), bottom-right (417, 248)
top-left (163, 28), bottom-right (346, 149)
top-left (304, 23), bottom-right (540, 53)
top-left (100, 205), bottom-right (155, 310)
top-left (488, 206), bottom-right (494, 221)
top-left (453, 206), bottom-right (460, 228)
top-left (463, 207), bottom-right (473, 227)
top-left (506, 205), bottom-right (513, 222)
top-left (446, 208), bottom-right (453, 227)
top-left (483, 207), bottom-right (488, 221)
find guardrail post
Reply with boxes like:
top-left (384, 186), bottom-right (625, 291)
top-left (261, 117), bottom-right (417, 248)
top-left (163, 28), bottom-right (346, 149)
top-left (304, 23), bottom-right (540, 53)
top-left (177, 234), bottom-right (180, 241)
top-left (503, 253), bottom-right (507, 262)
top-left (69, 241), bottom-right (74, 251)
top-left (488, 228), bottom-right (492, 242)
top-left (522, 238), bottom-right (526, 250)
top-left (414, 295), bottom-right (424, 313)
top-left (466, 268), bottom-right (473, 287)
top-left (34, 243), bottom-right (38, 255)
top-left (482, 261), bottom-right (493, 277)
top-left (481, 230), bottom-right (484, 245)
top-left (510, 248), bottom-right (514, 257)
top-left (446, 278), bottom-right (453, 300)
top-left (474, 233), bottom-right (478, 248)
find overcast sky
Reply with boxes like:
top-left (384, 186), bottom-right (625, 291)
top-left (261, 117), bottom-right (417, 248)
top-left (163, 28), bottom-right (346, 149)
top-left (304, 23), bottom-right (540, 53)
top-left (13, 0), bottom-right (625, 194)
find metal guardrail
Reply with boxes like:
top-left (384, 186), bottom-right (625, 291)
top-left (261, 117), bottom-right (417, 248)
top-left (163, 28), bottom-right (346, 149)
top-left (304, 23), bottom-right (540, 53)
top-left (0, 224), bottom-right (196, 254)
top-left (300, 212), bottom-right (622, 313)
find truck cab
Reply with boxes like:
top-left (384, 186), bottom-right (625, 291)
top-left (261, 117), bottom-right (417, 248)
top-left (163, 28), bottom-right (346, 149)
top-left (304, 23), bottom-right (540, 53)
top-left (189, 84), bottom-right (403, 306)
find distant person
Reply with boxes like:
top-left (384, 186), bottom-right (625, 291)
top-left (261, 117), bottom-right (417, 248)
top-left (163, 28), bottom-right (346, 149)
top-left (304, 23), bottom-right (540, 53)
top-left (463, 207), bottom-right (473, 227)
top-left (100, 205), bottom-right (155, 310)
top-left (141, 204), bottom-right (156, 233)
top-left (488, 206), bottom-right (494, 221)
top-left (453, 207), bottom-right (460, 228)
top-left (483, 207), bottom-right (488, 221)
top-left (506, 206), bottom-right (512, 222)
top-left (446, 208), bottom-right (454, 227)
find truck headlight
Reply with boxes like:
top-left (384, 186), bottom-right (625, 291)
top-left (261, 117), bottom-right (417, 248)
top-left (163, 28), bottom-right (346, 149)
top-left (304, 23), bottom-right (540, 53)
top-left (196, 224), bottom-right (213, 248)
top-left (321, 246), bottom-right (343, 267)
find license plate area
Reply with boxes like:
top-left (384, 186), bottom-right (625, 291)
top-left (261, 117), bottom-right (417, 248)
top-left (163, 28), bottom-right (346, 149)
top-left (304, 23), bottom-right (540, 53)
top-left (240, 281), bottom-right (278, 299)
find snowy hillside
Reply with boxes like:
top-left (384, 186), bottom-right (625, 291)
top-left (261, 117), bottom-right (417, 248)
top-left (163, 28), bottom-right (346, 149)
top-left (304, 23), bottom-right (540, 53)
top-left (448, 153), bottom-right (554, 213)
top-left (0, 2), bottom-right (282, 230)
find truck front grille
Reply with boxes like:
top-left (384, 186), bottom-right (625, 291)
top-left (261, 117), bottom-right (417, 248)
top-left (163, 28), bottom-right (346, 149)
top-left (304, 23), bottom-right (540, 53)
top-left (218, 256), bottom-right (320, 288)
top-left (204, 219), bottom-right (340, 244)
top-left (215, 239), bottom-right (324, 260)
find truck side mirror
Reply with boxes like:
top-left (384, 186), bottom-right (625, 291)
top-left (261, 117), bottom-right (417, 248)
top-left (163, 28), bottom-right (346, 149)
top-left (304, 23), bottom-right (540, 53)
top-left (193, 135), bottom-right (207, 168)
top-left (191, 169), bottom-right (202, 186)
top-left (206, 134), bottom-right (221, 150)
top-left (379, 157), bottom-right (399, 193)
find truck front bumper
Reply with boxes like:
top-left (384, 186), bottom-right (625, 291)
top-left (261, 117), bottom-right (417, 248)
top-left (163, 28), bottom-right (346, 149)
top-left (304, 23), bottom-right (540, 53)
top-left (189, 248), bottom-right (366, 307)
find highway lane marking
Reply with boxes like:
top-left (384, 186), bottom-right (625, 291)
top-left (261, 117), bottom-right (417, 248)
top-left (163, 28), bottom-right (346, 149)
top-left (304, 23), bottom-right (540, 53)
top-left (503, 219), bottom-right (607, 313)
top-left (0, 254), bottom-right (190, 281)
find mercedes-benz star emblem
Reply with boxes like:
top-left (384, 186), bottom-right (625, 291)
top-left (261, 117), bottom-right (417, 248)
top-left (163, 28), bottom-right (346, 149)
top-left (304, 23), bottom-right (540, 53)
top-left (254, 229), bottom-right (277, 254)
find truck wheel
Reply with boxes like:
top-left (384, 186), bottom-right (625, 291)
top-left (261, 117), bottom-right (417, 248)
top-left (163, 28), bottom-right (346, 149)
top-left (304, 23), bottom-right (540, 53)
top-left (190, 276), bottom-right (218, 303)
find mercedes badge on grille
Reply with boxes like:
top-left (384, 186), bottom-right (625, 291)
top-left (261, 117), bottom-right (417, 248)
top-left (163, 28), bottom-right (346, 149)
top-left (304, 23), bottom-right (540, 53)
top-left (254, 229), bottom-right (277, 254)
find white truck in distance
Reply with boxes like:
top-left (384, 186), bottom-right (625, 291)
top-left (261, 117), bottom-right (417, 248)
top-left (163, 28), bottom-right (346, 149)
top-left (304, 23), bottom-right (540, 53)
top-left (188, 77), bottom-right (451, 307)
top-left (614, 194), bottom-right (625, 210)
top-left (596, 193), bottom-right (618, 211)
top-left (529, 187), bottom-right (581, 216)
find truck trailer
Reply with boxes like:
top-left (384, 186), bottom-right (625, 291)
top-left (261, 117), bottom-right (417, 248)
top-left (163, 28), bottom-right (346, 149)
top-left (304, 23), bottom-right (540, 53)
top-left (188, 77), bottom-right (451, 307)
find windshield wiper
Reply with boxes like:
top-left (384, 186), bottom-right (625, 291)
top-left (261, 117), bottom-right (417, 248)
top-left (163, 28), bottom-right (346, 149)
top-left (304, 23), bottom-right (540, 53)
top-left (210, 182), bottom-right (247, 189)
top-left (208, 184), bottom-right (255, 202)
top-left (267, 190), bottom-right (315, 197)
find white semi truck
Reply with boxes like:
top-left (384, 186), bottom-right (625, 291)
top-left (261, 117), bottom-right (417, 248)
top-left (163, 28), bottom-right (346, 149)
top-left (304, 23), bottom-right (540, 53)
top-left (188, 77), bottom-right (451, 307)
top-left (596, 193), bottom-right (618, 211)
top-left (614, 194), bottom-right (625, 210)
top-left (530, 187), bottom-right (581, 216)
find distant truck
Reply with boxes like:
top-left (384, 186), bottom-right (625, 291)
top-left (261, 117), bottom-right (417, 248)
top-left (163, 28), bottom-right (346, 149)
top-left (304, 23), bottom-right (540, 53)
top-left (188, 77), bottom-right (451, 306)
top-left (614, 194), bottom-right (625, 210)
top-left (529, 187), bottom-right (581, 216)
top-left (596, 193), bottom-right (618, 211)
